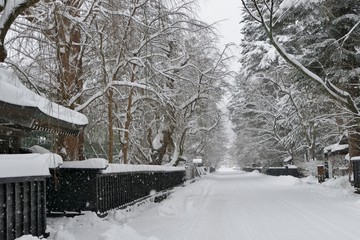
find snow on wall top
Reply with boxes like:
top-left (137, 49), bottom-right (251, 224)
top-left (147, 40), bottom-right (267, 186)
top-left (351, 156), bottom-right (360, 161)
top-left (0, 64), bottom-right (88, 125)
top-left (0, 153), bottom-right (63, 178)
top-left (102, 163), bottom-right (186, 173)
top-left (60, 158), bottom-right (185, 173)
top-left (61, 158), bottom-right (108, 169)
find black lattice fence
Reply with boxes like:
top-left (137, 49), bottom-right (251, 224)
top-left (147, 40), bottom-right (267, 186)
top-left (0, 176), bottom-right (47, 240)
top-left (47, 165), bottom-right (186, 215)
top-left (265, 167), bottom-right (301, 178)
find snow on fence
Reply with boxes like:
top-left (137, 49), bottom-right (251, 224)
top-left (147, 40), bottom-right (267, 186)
top-left (47, 159), bottom-right (186, 215)
top-left (0, 154), bottom-right (62, 240)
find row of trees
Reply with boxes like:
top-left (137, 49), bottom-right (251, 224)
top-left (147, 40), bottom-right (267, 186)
top-left (230, 0), bottom-right (360, 167)
top-left (2, 0), bottom-right (232, 166)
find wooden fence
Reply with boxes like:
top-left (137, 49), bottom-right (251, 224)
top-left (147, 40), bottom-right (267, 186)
top-left (0, 176), bottom-right (47, 240)
top-left (47, 164), bottom-right (186, 215)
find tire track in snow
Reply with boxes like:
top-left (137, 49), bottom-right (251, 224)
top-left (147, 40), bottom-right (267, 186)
top-left (181, 179), bottom-right (213, 240)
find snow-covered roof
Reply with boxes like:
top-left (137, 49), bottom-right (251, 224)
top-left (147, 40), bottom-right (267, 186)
top-left (193, 158), bottom-right (203, 164)
top-left (0, 153), bottom-right (63, 178)
top-left (0, 64), bottom-right (88, 132)
top-left (323, 143), bottom-right (348, 153)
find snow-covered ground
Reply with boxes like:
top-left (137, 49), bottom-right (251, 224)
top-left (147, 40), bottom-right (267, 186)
top-left (18, 167), bottom-right (360, 240)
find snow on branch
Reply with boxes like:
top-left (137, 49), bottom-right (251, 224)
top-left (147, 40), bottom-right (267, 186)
top-left (241, 0), bottom-right (359, 115)
top-left (0, 0), bottom-right (39, 61)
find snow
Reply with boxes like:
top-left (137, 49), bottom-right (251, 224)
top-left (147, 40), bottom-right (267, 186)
top-left (16, 170), bottom-right (360, 240)
top-left (60, 159), bottom-right (185, 172)
top-left (102, 164), bottom-right (185, 173)
top-left (351, 156), bottom-right (360, 161)
top-left (29, 145), bottom-right (51, 154)
top-left (324, 143), bottom-right (348, 153)
top-left (61, 158), bottom-right (108, 169)
top-left (0, 153), bottom-right (63, 178)
top-left (0, 64), bottom-right (88, 125)
top-left (192, 158), bottom-right (202, 164)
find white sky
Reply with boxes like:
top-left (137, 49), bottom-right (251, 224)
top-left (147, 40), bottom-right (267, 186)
top-left (198, 0), bottom-right (243, 47)
top-left (197, 0), bottom-right (243, 151)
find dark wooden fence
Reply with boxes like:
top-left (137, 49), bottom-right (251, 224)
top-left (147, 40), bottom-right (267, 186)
top-left (47, 166), bottom-right (186, 215)
top-left (352, 160), bottom-right (360, 189)
top-left (0, 176), bottom-right (47, 240)
top-left (242, 166), bottom-right (301, 178)
top-left (265, 167), bottom-right (301, 178)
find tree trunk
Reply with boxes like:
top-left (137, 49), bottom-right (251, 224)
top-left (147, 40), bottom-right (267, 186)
top-left (107, 89), bottom-right (114, 163)
top-left (122, 65), bottom-right (137, 164)
top-left (348, 126), bottom-right (360, 158)
top-left (52, 2), bottom-right (84, 161)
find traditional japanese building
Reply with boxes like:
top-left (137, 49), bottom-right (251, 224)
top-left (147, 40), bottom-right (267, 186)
top-left (0, 64), bottom-right (88, 154)
top-left (0, 64), bottom-right (88, 240)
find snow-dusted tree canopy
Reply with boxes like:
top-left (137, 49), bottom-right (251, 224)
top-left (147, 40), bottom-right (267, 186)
top-left (4, 0), bottom-right (232, 165)
top-left (230, 0), bottom-right (360, 167)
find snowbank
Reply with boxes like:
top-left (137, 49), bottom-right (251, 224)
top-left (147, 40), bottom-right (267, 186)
top-left (44, 212), bottom-right (158, 240)
top-left (0, 64), bottom-right (88, 125)
top-left (0, 153), bottom-right (63, 178)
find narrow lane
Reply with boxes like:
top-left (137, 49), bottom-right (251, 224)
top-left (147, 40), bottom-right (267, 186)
top-left (127, 170), bottom-right (360, 240)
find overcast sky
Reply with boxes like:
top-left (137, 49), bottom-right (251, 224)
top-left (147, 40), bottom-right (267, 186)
top-left (198, 0), bottom-right (243, 47)
top-left (197, 1), bottom-right (241, 149)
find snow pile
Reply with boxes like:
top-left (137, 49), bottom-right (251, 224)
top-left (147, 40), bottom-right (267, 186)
top-left (322, 176), bottom-right (353, 189)
top-left (0, 63), bottom-right (88, 125)
top-left (274, 175), bottom-right (302, 185)
top-left (0, 153), bottom-right (63, 178)
top-left (42, 212), bottom-right (158, 240)
top-left (248, 169), bottom-right (260, 175)
top-left (299, 175), bottom-right (318, 185)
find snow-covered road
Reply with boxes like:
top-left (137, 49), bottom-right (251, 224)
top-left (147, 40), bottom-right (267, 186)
top-left (127, 170), bottom-right (360, 240)
top-left (19, 169), bottom-right (360, 240)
